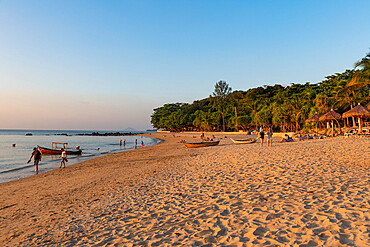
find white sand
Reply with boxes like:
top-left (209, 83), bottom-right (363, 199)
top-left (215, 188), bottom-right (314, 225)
top-left (1, 133), bottom-right (369, 246)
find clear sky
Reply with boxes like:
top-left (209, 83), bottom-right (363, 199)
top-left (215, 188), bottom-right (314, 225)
top-left (1, 0), bottom-right (369, 130)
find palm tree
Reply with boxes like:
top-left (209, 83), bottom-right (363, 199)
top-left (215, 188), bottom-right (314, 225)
top-left (342, 52), bottom-right (370, 97)
top-left (354, 52), bottom-right (370, 83)
top-left (243, 99), bottom-right (260, 129)
top-left (211, 81), bottom-right (232, 131)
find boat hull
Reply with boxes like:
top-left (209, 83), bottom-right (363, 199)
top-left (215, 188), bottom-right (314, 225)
top-left (37, 146), bottom-right (82, 155)
top-left (230, 138), bottom-right (257, 144)
top-left (183, 141), bottom-right (220, 148)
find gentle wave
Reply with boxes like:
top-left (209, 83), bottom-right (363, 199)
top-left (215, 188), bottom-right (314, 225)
top-left (0, 131), bottom-right (159, 183)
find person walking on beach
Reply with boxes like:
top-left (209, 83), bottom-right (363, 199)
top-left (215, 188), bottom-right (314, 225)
top-left (141, 140), bottom-right (144, 148)
top-left (27, 147), bottom-right (42, 174)
top-left (59, 148), bottom-right (67, 168)
top-left (123, 139), bottom-right (126, 147)
top-left (259, 128), bottom-right (265, 147)
top-left (135, 139), bottom-right (137, 149)
top-left (120, 139), bottom-right (122, 146)
top-left (267, 128), bottom-right (273, 147)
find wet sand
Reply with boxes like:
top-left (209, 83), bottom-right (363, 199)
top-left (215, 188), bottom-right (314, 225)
top-left (0, 133), bottom-right (369, 246)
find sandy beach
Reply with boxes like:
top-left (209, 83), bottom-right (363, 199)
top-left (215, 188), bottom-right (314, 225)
top-left (0, 133), bottom-right (369, 246)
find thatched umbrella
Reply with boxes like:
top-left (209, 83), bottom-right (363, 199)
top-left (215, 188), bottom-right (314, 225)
top-left (342, 103), bottom-right (370, 132)
top-left (319, 109), bottom-right (342, 134)
top-left (306, 113), bottom-right (321, 122)
top-left (306, 113), bottom-right (321, 133)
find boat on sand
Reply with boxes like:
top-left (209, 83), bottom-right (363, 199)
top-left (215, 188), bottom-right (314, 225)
top-left (37, 142), bottom-right (82, 155)
top-left (183, 140), bottom-right (220, 148)
top-left (230, 138), bottom-right (257, 144)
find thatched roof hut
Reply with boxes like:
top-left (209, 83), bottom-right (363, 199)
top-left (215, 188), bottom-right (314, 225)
top-left (342, 103), bottom-right (370, 132)
top-left (366, 102), bottom-right (370, 110)
top-left (319, 109), bottom-right (342, 122)
top-left (342, 103), bottom-right (370, 118)
top-left (306, 113), bottom-right (321, 123)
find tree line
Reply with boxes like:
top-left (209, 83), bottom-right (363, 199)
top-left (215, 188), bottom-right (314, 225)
top-left (151, 52), bottom-right (370, 132)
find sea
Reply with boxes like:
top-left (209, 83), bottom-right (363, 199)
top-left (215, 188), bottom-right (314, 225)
top-left (0, 129), bottom-right (159, 184)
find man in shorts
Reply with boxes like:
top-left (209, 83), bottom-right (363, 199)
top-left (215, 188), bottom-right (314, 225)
top-left (28, 147), bottom-right (42, 174)
top-left (59, 148), bottom-right (67, 168)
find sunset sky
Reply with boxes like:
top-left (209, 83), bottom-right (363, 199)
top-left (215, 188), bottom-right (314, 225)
top-left (1, 0), bottom-right (369, 130)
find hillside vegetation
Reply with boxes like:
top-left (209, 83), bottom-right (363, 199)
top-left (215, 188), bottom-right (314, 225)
top-left (151, 52), bottom-right (370, 132)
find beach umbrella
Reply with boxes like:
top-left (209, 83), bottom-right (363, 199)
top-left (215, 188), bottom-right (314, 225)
top-left (319, 109), bottom-right (342, 121)
top-left (342, 103), bottom-right (370, 132)
top-left (306, 113), bottom-right (321, 133)
top-left (306, 113), bottom-right (321, 122)
top-left (319, 109), bottom-right (342, 134)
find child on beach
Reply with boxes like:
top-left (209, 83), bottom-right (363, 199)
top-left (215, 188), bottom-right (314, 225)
top-left (27, 147), bottom-right (42, 173)
top-left (59, 149), bottom-right (67, 168)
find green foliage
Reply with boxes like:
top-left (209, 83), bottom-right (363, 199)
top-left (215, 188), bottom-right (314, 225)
top-left (193, 110), bottom-right (220, 131)
top-left (213, 80), bottom-right (232, 98)
top-left (151, 53), bottom-right (370, 132)
top-left (151, 103), bottom-right (185, 130)
top-left (211, 81), bottom-right (232, 131)
top-left (232, 115), bottom-right (252, 131)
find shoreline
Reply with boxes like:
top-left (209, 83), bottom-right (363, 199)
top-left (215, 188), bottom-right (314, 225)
top-left (1, 133), bottom-right (369, 246)
top-left (0, 134), bottom-right (160, 184)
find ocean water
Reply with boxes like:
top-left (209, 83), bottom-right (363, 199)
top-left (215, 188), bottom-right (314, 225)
top-left (0, 129), bottom-right (159, 183)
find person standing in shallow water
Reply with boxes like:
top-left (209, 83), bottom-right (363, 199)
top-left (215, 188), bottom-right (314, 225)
top-left (259, 128), bottom-right (265, 147)
top-left (28, 147), bottom-right (42, 174)
top-left (135, 139), bottom-right (137, 149)
top-left (59, 148), bottom-right (67, 168)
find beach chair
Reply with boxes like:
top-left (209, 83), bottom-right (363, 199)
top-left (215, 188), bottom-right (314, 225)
top-left (344, 129), bottom-right (356, 138)
top-left (358, 129), bottom-right (369, 138)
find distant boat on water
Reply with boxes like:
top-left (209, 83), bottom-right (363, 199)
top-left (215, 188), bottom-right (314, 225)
top-left (37, 142), bottom-right (82, 155)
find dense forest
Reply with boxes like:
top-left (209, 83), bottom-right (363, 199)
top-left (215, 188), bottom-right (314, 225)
top-left (151, 52), bottom-right (370, 132)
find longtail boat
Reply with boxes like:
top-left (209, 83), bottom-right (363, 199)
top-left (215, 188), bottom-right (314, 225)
top-left (230, 138), bottom-right (257, 144)
top-left (37, 142), bottom-right (82, 155)
top-left (183, 140), bottom-right (220, 148)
